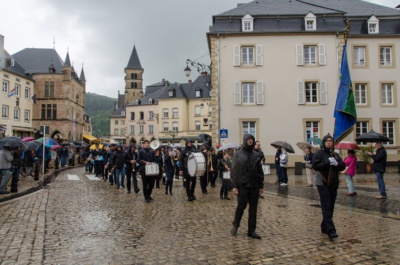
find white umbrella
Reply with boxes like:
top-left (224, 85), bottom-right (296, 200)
top-left (218, 143), bottom-right (241, 151)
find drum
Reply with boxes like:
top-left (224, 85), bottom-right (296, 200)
top-left (145, 163), bottom-right (159, 176)
top-left (223, 171), bottom-right (231, 179)
top-left (187, 153), bottom-right (206, 177)
top-left (262, 164), bottom-right (270, 175)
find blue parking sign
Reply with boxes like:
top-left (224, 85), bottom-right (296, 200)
top-left (219, 129), bottom-right (228, 138)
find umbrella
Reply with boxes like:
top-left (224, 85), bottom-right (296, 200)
top-left (60, 142), bottom-right (70, 146)
top-left (50, 145), bottom-right (62, 150)
top-left (21, 136), bottom-right (35, 142)
top-left (198, 133), bottom-right (211, 139)
top-left (0, 136), bottom-right (27, 150)
top-left (355, 129), bottom-right (390, 143)
top-left (70, 140), bottom-right (83, 146)
top-left (90, 144), bottom-right (104, 150)
top-left (218, 143), bottom-right (241, 151)
top-left (335, 141), bottom-right (359, 150)
top-left (271, 141), bottom-right (295, 153)
top-left (296, 142), bottom-right (317, 153)
top-left (26, 140), bottom-right (41, 151)
top-left (36, 137), bottom-right (59, 147)
top-left (307, 137), bottom-right (322, 146)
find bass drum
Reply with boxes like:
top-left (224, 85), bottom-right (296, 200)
top-left (187, 152), bottom-right (206, 177)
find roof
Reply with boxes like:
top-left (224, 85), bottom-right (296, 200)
top-left (126, 89), bottom-right (164, 107)
top-left (110, 105), bottom-right (126, 117)
top-left (1, 50), bottom-right (31, 79)
top-left (80, 68), bottom-right (86, 82)
top-left (12, 48), bottom-right (64, 74)
top-left (63, 52), bottom-right (71, 67)
top-left (126, 45), bottom-right (143, 70)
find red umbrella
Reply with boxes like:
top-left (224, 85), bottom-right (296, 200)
top-left (50, 145), bottom-right (62, 150)
top-left (335, 141), bottom-right (359, 150)
top-left (21, 137), bottom-right (35, 142)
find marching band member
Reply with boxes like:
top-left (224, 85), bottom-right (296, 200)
top-left (92, 143), bottom-right (103, 177)
top-left (154, 148), bottom-right (163, 189)
top-left (200, 145), bottom-right (209, 194)
top-left (138, 140), bottom-right (155, 202)
top-left (164, 147), bottom-right (175, 195)
top-left (179, 139), bottom-right (197, 201)
top-left (218, 150), bottom-right (232, 200)
top-left (125, 144), bottom-right (139, 194)
top-left (111, 145), bottom-right (126, 189)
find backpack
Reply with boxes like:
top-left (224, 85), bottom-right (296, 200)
top-left (279, 153), bottom-right (287, 164)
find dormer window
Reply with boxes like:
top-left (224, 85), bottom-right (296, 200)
top-left (368, 15), bottom-right (379, 34)
top-left (121, 111), bottom-right (125, 116)
top-left (304, 12), bottom-right (316, 31)
top-left (195, 88), bottom-right (202, 98)
top-left (11, 58), bottom-right (15, 67)
top-left (168, 89), bottom-right (175, 97)
top-left (149, 98), bottom-right (153, 104)
top-left (242, 14), bottom-right (254, 32)
top-left (136, 99), bottom-right (141, 105)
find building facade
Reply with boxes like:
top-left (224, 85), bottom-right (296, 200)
top-left (207, 0), bottom-right (400, 164)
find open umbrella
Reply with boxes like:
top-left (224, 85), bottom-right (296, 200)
top-left (0, 136), bottom-right (27, 150)
top-left (36, 137), bottom-right (59, 147)
top-left (271, 141), bottom-right (295, 153)
top-left (26, 140), bottom-right (41, 151)
top-left (21, 136), bottom-right (35, 142)
top-left (50, 145), bottom-right (62, 150)
top-left (70, 140), bottom-right (83, 146)
top-left (307, 137), bottom-right (322, 146)
top-left (218, 143), bottom-right (241, 151)
top-left (296, 142), bottom-right (317, 153)
top-left (90, 144), bottom-right (104, 150)
top-left (355, 129), bottom-right (390, 143)
top-left (335, 141), bottom-right (359, 150)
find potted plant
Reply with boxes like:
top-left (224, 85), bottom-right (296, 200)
top-left (356, 145), bottom-right (374, 173)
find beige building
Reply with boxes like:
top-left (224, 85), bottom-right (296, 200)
top-left (0, 35), bottom-right (35, 138)
top-left (208, 0), bottom-right (400, 164)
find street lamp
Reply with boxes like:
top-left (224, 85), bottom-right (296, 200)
top-left (184, 59), bottom-right (211, 83)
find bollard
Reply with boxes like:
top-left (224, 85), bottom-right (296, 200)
top-left (10, 164), bottom-right (18, 193)
top-left (294, 162), bottom-right (303, 175)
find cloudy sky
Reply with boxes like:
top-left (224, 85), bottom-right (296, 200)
top-left (1, 0), bottom-right (398, 98)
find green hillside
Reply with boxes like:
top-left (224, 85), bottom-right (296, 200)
top-left (85, 92), bottom-right (116, 137)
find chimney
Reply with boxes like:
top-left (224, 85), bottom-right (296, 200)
top-left (0, 35), bottom-right (5, 68)
top-left (188, 79), bottom-right (192, 84)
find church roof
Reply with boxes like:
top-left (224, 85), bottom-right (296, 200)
top-left (12, 48), bottom-right (64, 74)
top-left (126, 45), bottom-right (143, 70)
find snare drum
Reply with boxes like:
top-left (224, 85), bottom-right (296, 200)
top-left (145, 163), bottom-right (159, 176)
top-left (187, 153), bottom-right (206, 177)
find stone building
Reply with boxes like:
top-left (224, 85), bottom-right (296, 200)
top-left (13, 48), bottom-right (86, 141)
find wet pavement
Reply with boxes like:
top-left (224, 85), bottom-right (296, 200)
top-left (0, 167), bottom-right (400, 264)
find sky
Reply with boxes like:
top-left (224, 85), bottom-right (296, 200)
top-left (1, 0), bottom-right (398, 98)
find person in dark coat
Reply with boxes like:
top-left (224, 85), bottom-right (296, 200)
top-left (179, 139), bottom-right (197, 201)
top-left (218, 150), bottom-right (232, 200)
top-left (304, 146), bottom-right (314, 187)
top-left (312, 134), bottom-right (345, 240)
top-left (125, 144), bottom-right (139, 194)
top-left (24, 149), bottom-right (35, 177)
top-left (111, 145), bottom-right (126, 189)
top-left (153, 148), bottom-right (163, 189)
top-left (368, 142), bottom-right (387, 199)
top-left (138, 140), bottom-right (155, 202)
top-left (164, 147), bottom-right (175, 195)
top-left (274, 147), bottom-right (282, 184)
top-left (230, 134), bottom-right (264, 239)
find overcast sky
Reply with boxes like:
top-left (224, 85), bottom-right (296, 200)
top-left (1, 0), bottom-right (398, 98)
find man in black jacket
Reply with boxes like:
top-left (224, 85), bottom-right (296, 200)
top-left (230, 134), bottom-right (264, 239)
top-left (368, 142), bottom-right (387, 199)
top-left (312, 134), bottom-right (345, 240)
top-left (138, 140), bottom-right (155, 202)
top-left (179, 139), bottom-right (197, 201)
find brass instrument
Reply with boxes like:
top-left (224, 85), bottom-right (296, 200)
top-left (208, 151), bottom-right (214, 172)
top-left (85, 154), bottom-right (93, 164)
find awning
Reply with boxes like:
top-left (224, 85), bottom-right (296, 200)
top-left (12, 126), bottom-right (34, 132)
top-left (83, 134), bottom-right (97, 141)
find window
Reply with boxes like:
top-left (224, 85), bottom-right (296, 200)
top-left (25, 88), bottom-right (30, 99)
top-left (354, 47), bottom-right (366, 66)
top-left (149, 111), bottom-right (154, 120)
top-left (242, 83), bottom-right (255, 104)
top-left (244, 21), bottom-right (252, 31)
top-left (172, 122), bottom-right (178, 132)
top-left (195, 121), bottom-right (201, 130)
top-left (306, 20), bottom-right (315, 30)
top-left (195, 90), bottom-right (201, 97)
top-left (41, 104), bottom-right (57, 120)
top-left (382, 121), bottom-right (395, 145)
top-left (241, 14), bottom-right (253, 32)
top-left (139, 125), bottom-right (144, 134)
top-left (356, 121), bottom-right (369, 139)
top-left (304, 12), bottom-right (316, 31)
top-left (168, 90), bottom-right (175, 97)
top-left (121, 128), bottom-right (125, 136)
top-left (242, 47), bottom-right (254, 66)
top-left (15, 84), bottom-right (20, 97)
top-left (130, 112), bottom-right (135, 120)
top-left (172, 108), bottom-right (178, 118)
top-left (44, 81), bottom-right (54, 97)
top-left (297, 81), bottom-right (327, 105)
top-left (114, 129), bottom-right (118, 135)
top-left (195, 106), bottom-right (201, 116)
top-left (130, 125), bottom-right (135, 134)
top-left (381, 83), bottom-right (393, 105)
top-left (163, 122), bottom-right (169, 132)
top-left (140, 111), bottom-right (144, 120)
top-left (24, 110), bottom-right (30, 121)
top-left (131, 82), bottom-right (137, 88)
top-left (304, 46), bottom-right (317, 65)
top-left (163, 108), bottom-right (169, 118)
top-left (354, 83), bottom-right (367, 105)
top-left (149, 125), bottom-right (153, 134)
top-left (380, 47), bottom-right (392, 66)
top-left (242, 121), bottom-right (256, 138)
top-left (306, 121), bottom-right (320, 143)
top-left (368, 15), bottom-right (379, 34)
top-left (2, 105), bottom-right (9, 118)
top-left (2, 80), bottom-right (9, 93)
top-left (121, 120), bottom-right (125, 125)
top-left (121, 111), bottom-right (125, 116)
top-left (115, 120), bottom-right (119, 125)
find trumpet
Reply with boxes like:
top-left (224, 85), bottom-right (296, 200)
top-left (208, 151), bottom-right (215, 172)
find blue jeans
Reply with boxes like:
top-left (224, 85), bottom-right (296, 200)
top-left (345, 175), bottom-right (355, 193)
top-left (375, 171), bottom-right (387, 196)
top-left (0, 169), bottom-right (12, 192)
top-left (115, 167), bottom-right (126, 188)
top-left (280, 167), bottom-right (288, 184)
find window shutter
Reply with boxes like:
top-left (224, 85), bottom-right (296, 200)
top-left (319, 44), bottom-right (326, 65)
top-left (320, 81), bottom-right (328, 104)
top-left (233, 45), bottom-right (240, 66)
top-left (257, 82), bottom-right (264, 105)
top-left (296, 44), bottom-right (304, 65)
top-left (256, 45), bottom-right (263, 66)
top-left (234, 82), bottom-right (241, 105)
top-left (297, 81), bottom-right (305, 104)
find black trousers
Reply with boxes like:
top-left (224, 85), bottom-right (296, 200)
top-left (94, 161), bottom-right (102, 176)
top-left (126, 168), bottom-right (138, 192)
top-left (141, 171), bottom-right (155, 199)
top-left (233, 187), bottom-right (259, 234)
top-left (183, 169), bottom-right (196, 198)
top-left (317, 184), bottom-right (337, 234)
top-left (200, 173), bottom-right (208, 192)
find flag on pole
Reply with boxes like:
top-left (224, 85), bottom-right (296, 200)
top-left (31, 94), bottom-right (36, 104)
top-left (8, 87), bottom-right (16, 97)
top-left (333, 45), bottom-right (357, 144)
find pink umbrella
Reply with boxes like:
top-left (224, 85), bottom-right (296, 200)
top-left (21, 136), bottom-right (35, 142)
top-left (335, 141), bottom-right (359, 150)
top-left (50, 145), bottom-right (62, 150)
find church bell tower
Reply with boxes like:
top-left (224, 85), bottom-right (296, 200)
top-left (125, 45), bottom-right (143, 104)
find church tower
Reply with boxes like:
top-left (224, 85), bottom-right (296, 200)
top-left (125, 45), bottom-right (143, 104)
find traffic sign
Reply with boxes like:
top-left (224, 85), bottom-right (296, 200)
top-left (219, 129), bottom-right (228, 138)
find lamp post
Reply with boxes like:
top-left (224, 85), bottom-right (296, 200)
top-left (166, 130), bottom-right (179, 147)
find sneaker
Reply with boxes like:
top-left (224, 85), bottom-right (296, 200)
top-left (280, 183), bottom-right (288, 186)
top-left (375, 195), bottom-right (387, 199)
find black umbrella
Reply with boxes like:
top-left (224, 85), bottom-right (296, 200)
top-left (26, 140), bottom-right (41, 151)
top-left (355, 130), bottom-right (390, 143)
top-left (70, 140), bottom-right (83, 146)
top-left (60, 142), bottom-right (70, 146)
top-left (271, 141), bottom-right (295, 153)
top-left (0, 136), bottom-right (28, 150)
top-left (198, 133), bottom-right (211, 139)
